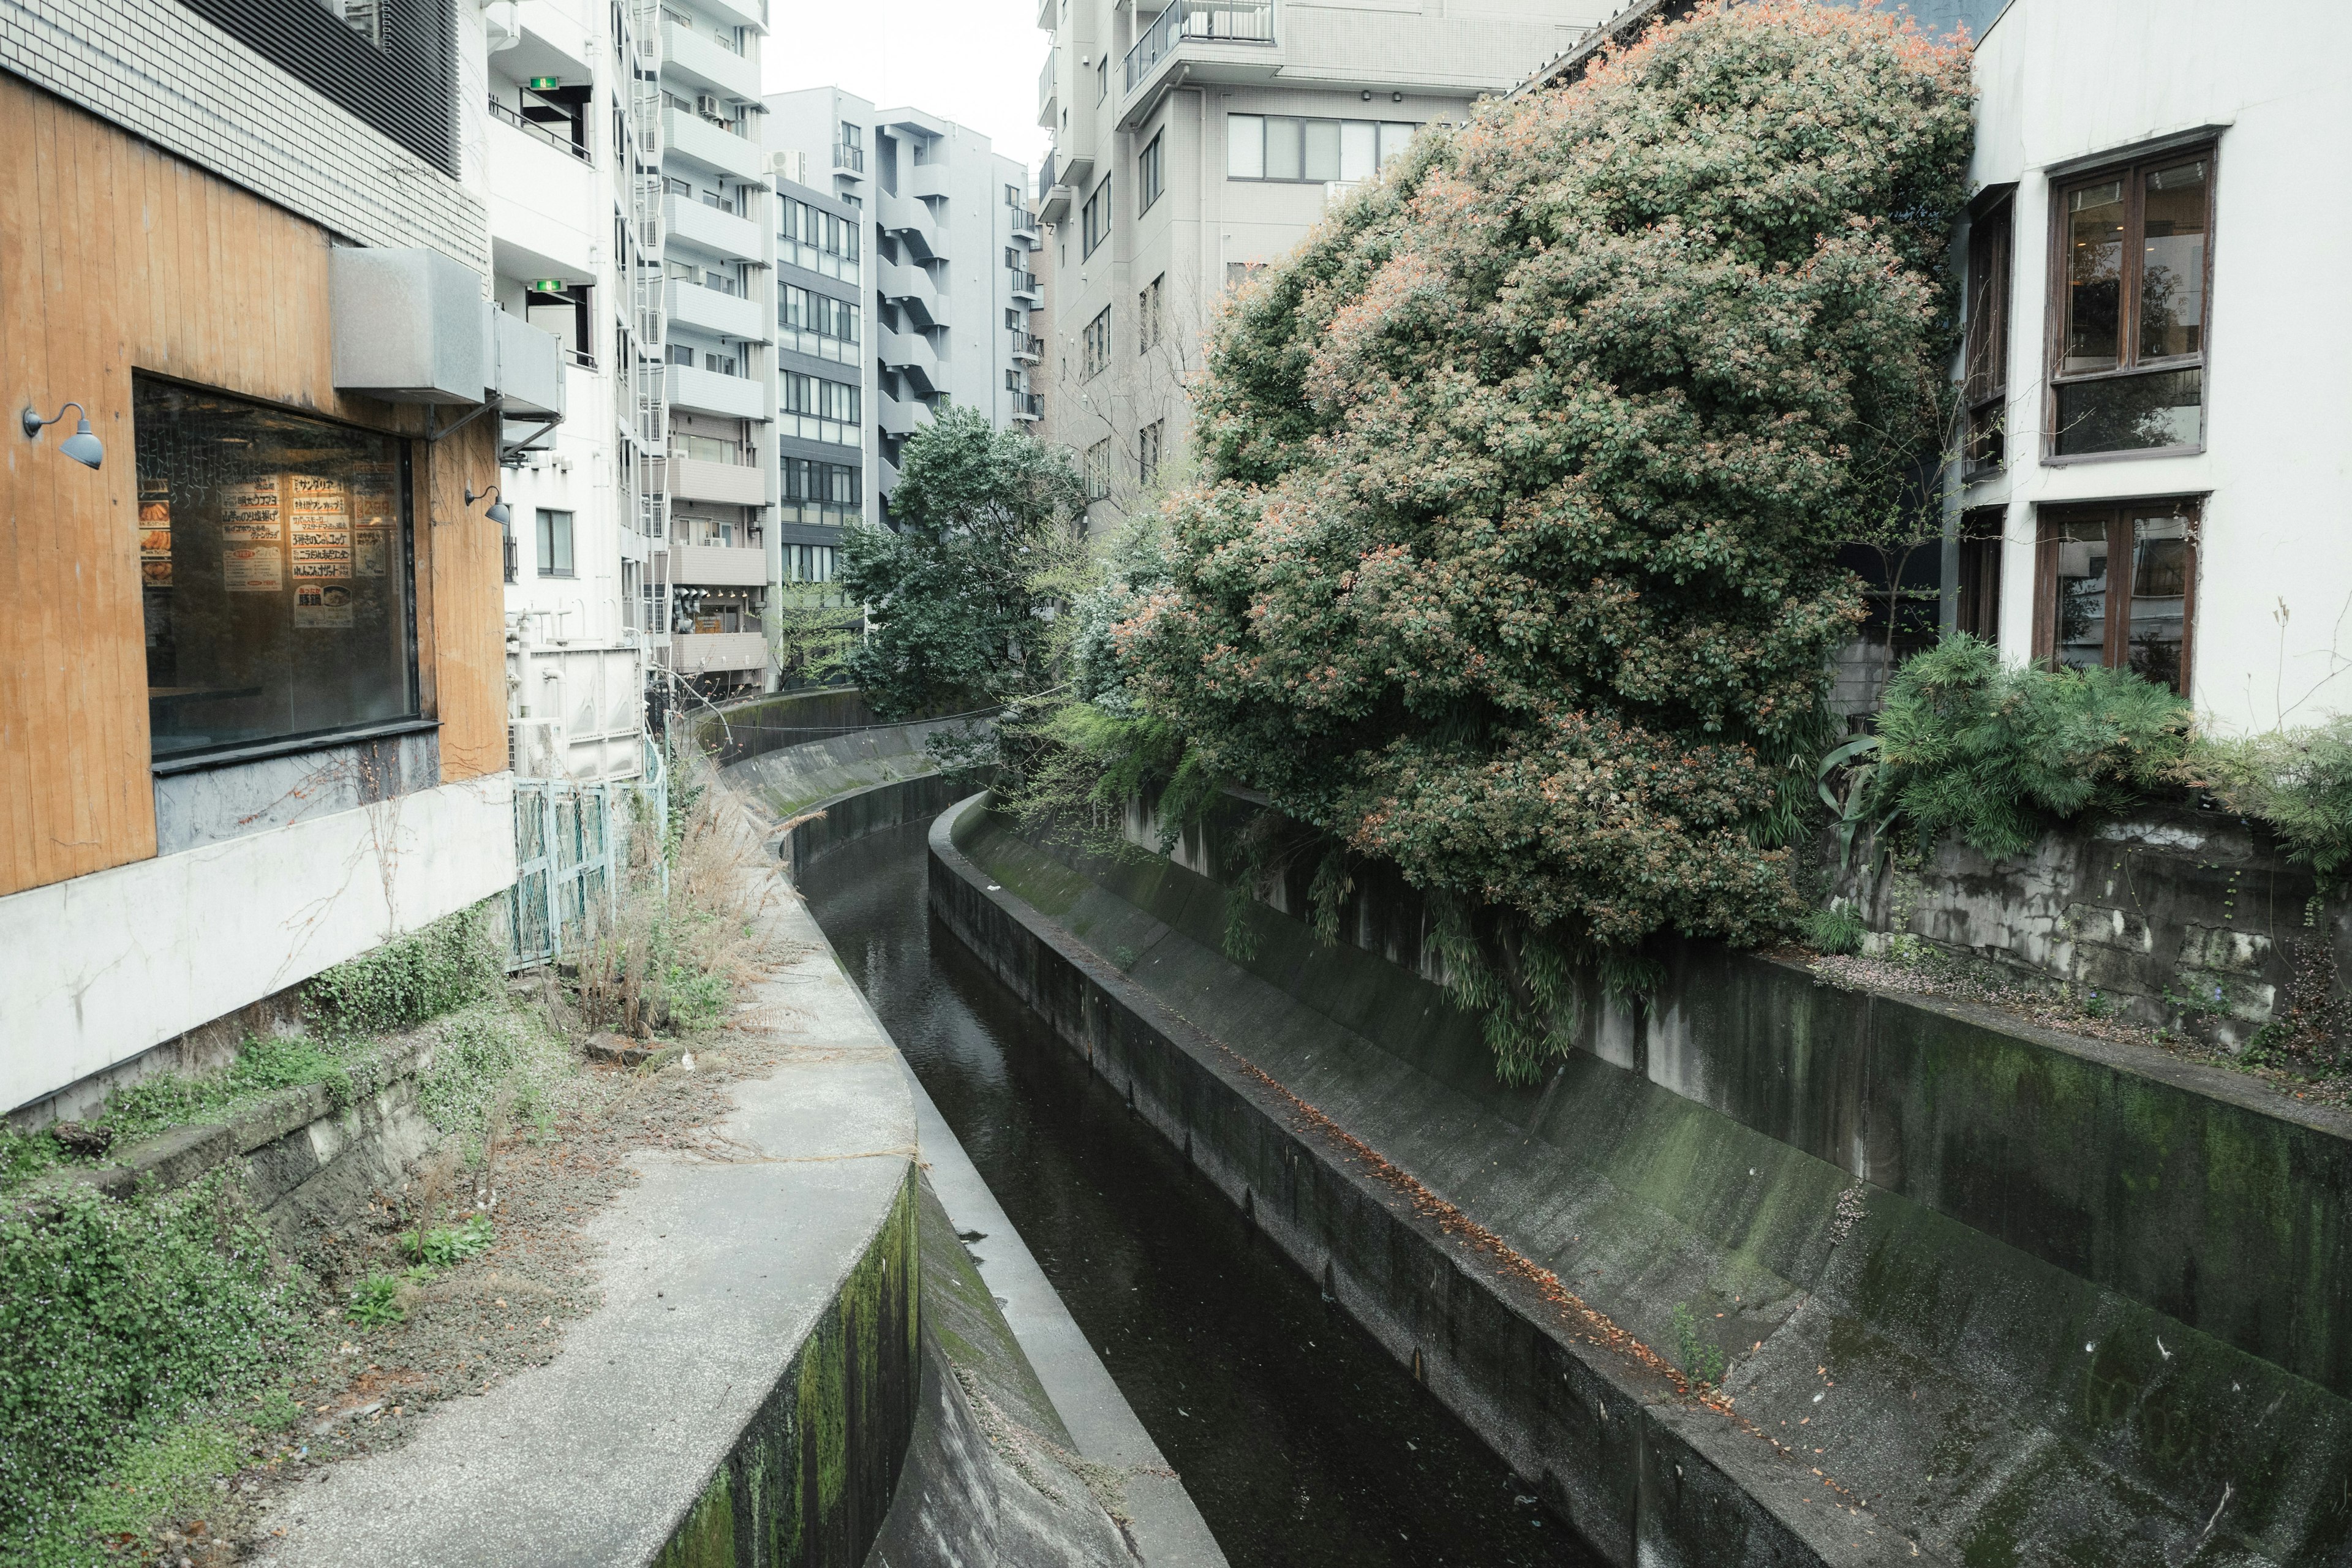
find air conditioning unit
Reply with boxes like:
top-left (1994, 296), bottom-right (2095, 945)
top-left (696, 93), bottom-right (722, 119)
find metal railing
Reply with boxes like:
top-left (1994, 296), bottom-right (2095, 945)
top-left (489, 94), bottom-right (592, 164)
top-left (1010, 270), bottom-right (1040, 295)
top-left (1012, 392), bottom-right (1044, 418)
top-left (1011, 331), bottom-right (1043, 360)
top-left (1126, 1), bottom-right (1274, 93)
top-left (832, 141), bottom-right (865, 172)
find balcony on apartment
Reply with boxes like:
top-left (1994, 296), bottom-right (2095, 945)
top-left (1010, 269), bottom-right (1042, 304)
top-left (663, 105), bottom-right (769, 183)
top-left (668, 543), bottom-right (767, 587)
top-left (878, 395), bottom-right (934, 442)
top-left (1037, 53), bottom-right (1057, 130)
top-left (666, 277), bottom-right (769, 344)
top-left (1121, 1), bottom-right (1277, 129)
top-left (667, 363), bottom-right (767, 420)
top-left (1010, 330), bottom-right (1042, 363)
top-left (660, 15), bottom-right (759, 102)
top-left (669, 630), bottom-right (767, 674)
top-left (1011, 392), bottom-right (1043, 422)
top-left (668, 454), bottom-right (767, 506)
top-left (879, 256), bottom-right (949, 328)
top-left (881, 325), bottom-right (943, 394)
top-left (663, 192), bottom-right (764, 263)
top-left (685, 0), bottom-right (767, 36)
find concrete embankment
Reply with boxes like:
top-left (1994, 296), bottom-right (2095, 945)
top-left (931, 794), bottom-right (2352, 1567)
top-left (262, 791), bottom-right (924, 1568)
top-left (764, 763), bottom-right (1225, 1567)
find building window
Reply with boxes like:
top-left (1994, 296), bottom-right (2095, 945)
top-left (134, 376), bottom-right (417, 764)
top-left (1224, 260), bottom-right (1264, 292)
top-left (1139, 420), bottom-right (1164, 486)
top-left (1082, 306), bottom-right (1112, 380)
top-left (1954, 510), bottom-right (2003, 641)
top-left (1139, 133), bottom-right (1164, 213)
top-left (1006, 307), bottom-right (1022, 330)
top-left (783, 543), bottom-right (840, 583)
top-left (1228, 115), bottom-right (1417, 183)
top-left (667, 343), bottom-right (695, 367)
top-left (779, 197), bottom-right (861, 280)
top-left (779, 284), bottom-right (862, 363)
top-left (781, 373), bottom-right (861, 445)
top-left (2049, 147), bottom-right (2214, 458)
top-left (1096, 54), bottom-right (1108, 102)
top-left (1084, 439), bottom-right (1112, 502)
top-left (1082, 178), bottom-right (1111, 259)
top-left (781, 459), bottom-right (862, 526)
top-left (502, 515), bottom-right (517, 584)
top-left (537, 509), bottom-right (575, 578)
top-left (1139, 275), bottom-right (1163, 353)
top-left (1006, 182), bottom-right (1024, 208)
top-left (2033, 499), bottom-right (2198, 694)
top-left (1964, 197), bottom-right (2011, 476)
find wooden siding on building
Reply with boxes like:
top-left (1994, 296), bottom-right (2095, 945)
top-left (0, 76), bottom-right (506, 900)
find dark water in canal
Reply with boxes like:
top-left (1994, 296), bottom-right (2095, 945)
top-left (801, 820), bottom-right (1599, 1568)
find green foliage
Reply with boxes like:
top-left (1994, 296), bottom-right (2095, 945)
top-left (0, 1173), bottom-right (303, 1551)
top-left (1102, 3), bottom-right (1973, 1077)
top-left (2190, 715), bottom-right (2352, 887)
top-left (306, 903), bottom-right (502, 1039)
top-left (0, 1129), bottom-right (61, 1196)
top-left (346, 1272), bottom-right (407, 1328)
top-left (401, 1213), bottom-right (494, 1269)
top-left (29, 1422), bottom-right (243, 1568)
top-left (768, 578), bottom-right (861, 692)
top-left (1803, 905), bottom-right (1868, 956)
top-left (1671, 1302), bottom-right (1727, 1389)
top-left (416, 1005), bottom-right (569, 1159)
top-left (840, 405), bottom-right (1088, 722)
top-left (1866, 635), bottom-right (2193, 859)
top-left (97, 1033), bottom-right (359, 1148)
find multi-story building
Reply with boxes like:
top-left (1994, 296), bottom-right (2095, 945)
top-left (0, 0), bottom-right (545, 1119)
top-left (767, 88), bottom-right (1044, 521)
top-left (768, 164), bottom-right (871, 605)
top-left (1034, 0), bottom-right (1606, 522)
top-left (654, 0), bottom-right (779, 699)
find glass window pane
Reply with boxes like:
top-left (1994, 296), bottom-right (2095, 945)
top-left (2050, 519), bottom-right (2110, 673)
top-left (1380, 123), bottom-right (1416, 165)
top-left (2064, 178), bottom-right (2125, 374)
top-left (2054, 366), bottom-right (2202, 455)
top-left (2140, 159), bottom-right (2207, 361)
top-left (2127, 510), bottom-right (2192, 693)
top-left (1303, 119), bottom-right (1341, 183)
top-left (135, 377), bottom-right (416, 762)
top-left (1227, 115), bottom-right (1263, 179)
top-left (1266, 118), bottom-right (1303, 182)
top-left (1340, 121), bottom-right (1377, 182)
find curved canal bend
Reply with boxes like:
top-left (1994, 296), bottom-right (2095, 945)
top-left (802, 818), bottom-right (1599, 1568)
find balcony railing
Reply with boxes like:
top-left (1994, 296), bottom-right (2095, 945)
top-left (832, 141), bottom-right (865, 173)
top-left (1012, 392), bottom-right (1043, 420)
top-left (489, 94), bottom-right (592, 165)
top-left (1011, 331), bottom-right (1042, 361)
top-left (1125, 1), bottom-right (1274, 94)
top-left (1038, 55), bottom-right (1057, 123)
top-left (1009, 270), bottom-right (1041, 296)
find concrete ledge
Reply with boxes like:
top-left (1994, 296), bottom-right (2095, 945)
top-left (933, 796), bottom-right (2352, 1567)
top-left (261, 816), bottom-right (922, 1568)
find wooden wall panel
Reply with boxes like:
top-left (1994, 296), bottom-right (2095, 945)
top-left (0, 77), bottom-right (506, 897)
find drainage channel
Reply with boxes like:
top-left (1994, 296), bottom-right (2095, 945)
top-left (802, 818), bottom-right (1600, 1568)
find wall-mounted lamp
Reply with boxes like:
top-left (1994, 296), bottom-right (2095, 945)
top-left (21, 402), bottom-right (104, 470)
top-left (1392, 92), bottom-right (1404, 103)
top-left (466, 483), bottom-right (513, 527)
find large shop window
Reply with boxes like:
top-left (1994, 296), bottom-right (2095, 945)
top-left (135, 378), bottom-right (418, 764)
top-left (2049, 146), bottom-right (2214, 458)
top-left (2033, 498), bottom-right (2199, 695)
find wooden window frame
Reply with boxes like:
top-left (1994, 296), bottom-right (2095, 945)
top-left (1963, 194), bottom-right (2011, 478)
top-left (2041, 140), bottom-right (2218, 466)
top-left (2030, 497), bottom-right (2201, 695)
top-left (1954, 506), bottom-right (2005, 641)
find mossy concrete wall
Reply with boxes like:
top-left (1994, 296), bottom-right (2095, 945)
top-left (933, 797), bottom-right (2352, 1567)
top-left (696, 688), bottom-right (880, 768)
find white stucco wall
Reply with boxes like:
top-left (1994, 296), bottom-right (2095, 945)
top-left (1968, 0), bottom-right (2352, 734)
top-left (0, 774), bottom-right (518, 1117)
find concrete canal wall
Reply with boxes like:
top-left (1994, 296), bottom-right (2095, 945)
top-left (932, 795), bottom-right (2352, 1567)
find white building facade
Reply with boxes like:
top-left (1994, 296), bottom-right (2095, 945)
top-left (1955, 0), bottom-right (2352, 734)
top-left (1034, 0), bottom-right (1603, 521)
top-left (767, 88), bottom-right (1042, 521)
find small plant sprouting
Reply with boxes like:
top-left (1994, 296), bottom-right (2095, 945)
top-left (1802, 905), bottom-right (1867, 957)
top-left (2082, 990), bottom-right (2111, 1019)
top-left (348, 1272), bottom-right (407, 1328)
top-left (1671, 1302), bottom-right (1728, 1390)
top-left (401, 1213), bottom-right (495, 1269)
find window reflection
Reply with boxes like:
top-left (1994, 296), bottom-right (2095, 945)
top-left (2051, 519), bottom-right (2109, 672)
top-left (2127, 511), bottom-right (2191, 693)
top-left (2055, 367), bottom-right (2203, 456)
top-left (2139, 160), bottom-right (2206, 361)
top-left (2064, 179), bottom-right (2125, 374)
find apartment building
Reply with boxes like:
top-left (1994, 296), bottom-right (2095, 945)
top-left (767, 88), bottom-right (1044, 520)
top-left (653, 0), bottom-right (780, 698)
top-left (0, 0), bottom-right (552, 1118)
top-left (1034, 0), bottom-right (1605, 521)
top-left (767, 167), bottom-right (871, 603)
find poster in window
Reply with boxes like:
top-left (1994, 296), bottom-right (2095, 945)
top-left (288, 476), bottom-right (352, 581)
top-left (353, 532), bottom-right (389, 578)
top-left (138, 492), bottom-right (173, 587)
top-left (224, 544), bottom-right (282, 592)
top-left (293, 582), bottom-right (355, 628)
top-left (219, 476), bottom-right (282, 543)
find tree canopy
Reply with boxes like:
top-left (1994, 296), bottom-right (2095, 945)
top-left (1107, 1), bottom-right (1974, 1074)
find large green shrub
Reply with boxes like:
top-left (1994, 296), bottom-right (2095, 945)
top-left (2193, 717), bottom-right (2352, 887)
top-left (1110, 2), bottom-right (1973, 1076)
top-left (1864, 635), bottom-right (2193, 858)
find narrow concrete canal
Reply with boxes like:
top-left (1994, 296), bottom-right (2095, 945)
top-left (803, 818), bottom-right (1600, 1568)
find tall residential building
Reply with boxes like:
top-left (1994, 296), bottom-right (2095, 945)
top-left (767, 89), bottom-right (1044, 520)
top-left (768, 164), bottom-right (872, 600)
top-left (654, 0), bottom-right (780, 699)
top-left (0, 0), bottom-right (535, 1118)
top-left (1034, 0), bottom-right (1606, 521)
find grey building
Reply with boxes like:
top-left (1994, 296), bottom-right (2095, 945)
top-left (766, 88), bottom-right (1044, 521)
top-left (771, 170), bottom-right (871, 588)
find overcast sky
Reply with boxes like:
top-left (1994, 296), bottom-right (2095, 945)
top-left (763, 0), bottom-right (1052, 176)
